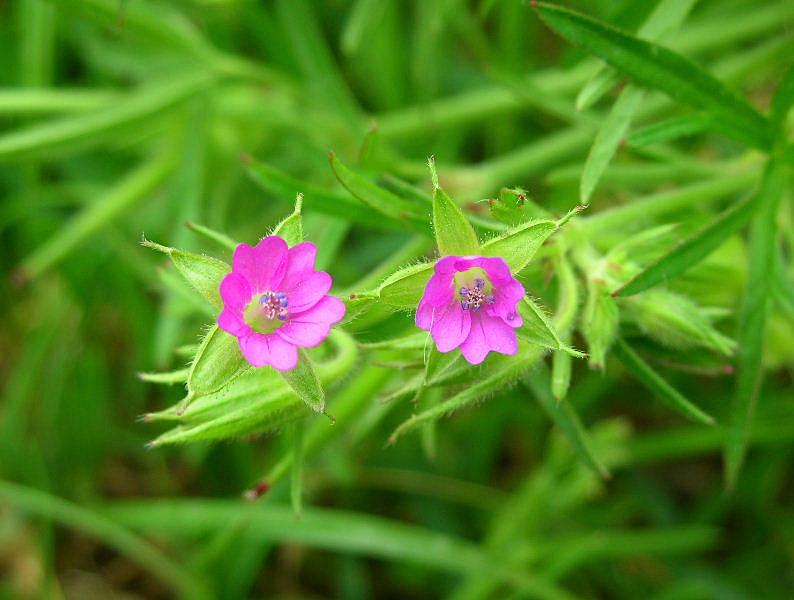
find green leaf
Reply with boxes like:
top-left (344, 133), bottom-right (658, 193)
top-left (19, 154), bottom-right (175, 279)
top-left (186, 325), bottom-right (250, 401)
top-left (517, 296), bottom-right (563, 351)
top-left (581, 278), bottom-right (619, 368)
top-left (390, 344), bottom-right (546, 443)
top-left (377, 262), bottom-right (433, 308)
top-left (142, 240), bottom-right (231, 309)
top-left (272, 193), bottom-right (304, 246)
top-left (482, 219), bottom-right (557, 274)
top-left (580, 84), bottom-right (645, 204)
top-left (575, 0), bottom-right (697, 110)
top-left (615, 190), bottom-right (759, 297)
top-left (613, 339), bottom-right (715, 426)
top-left (534, 2), bottom-right (773, 150)
top-left (428, 156), bottom-right (480, 256)
top-left (551, 253), bottom-right (581, 400)
top-left (280, 349), bottom-right (326, 415)
top-left (524, 371), bottom-right (610, 478)
top-left (628, 113), bottom-right (714, 148)
top-left (622, 289), bottom-right (735, 357)
top-left (329, 151), bottom-right (430, 234)
top-left (725, 159), bottom-right (788, 489)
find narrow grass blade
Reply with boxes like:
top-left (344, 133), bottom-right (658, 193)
top-left (291, 421), bottom-right (305, 517)
top-left (186, 222), bottom-right (238, 252)
top-left (580, 85), bottom-right (644, 204)
top-left (613, 339), bottom-right (715, 426)
top-left (19, 153), bottom-right (175, 280)
top-left (0, 480), bottom-right (209, 600)
top-left (725, 160), bottom-right (788, 488)
top-left (615, 189), bottom-right (759, 297)
top-left (0, 73), bottom-right (213, 160)
top-left (137, 368), bottom-right (190, 385)
top-left (533, 3), bottom-right (773, 150)
top-left (628, 113), bottom-right (714, 148)
top-left (524, 371), bottom-right (610, 478)
top-left (575, 0), bottom-right (697, 110)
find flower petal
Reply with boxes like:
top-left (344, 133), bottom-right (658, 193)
top-left (460, 312), bottom-right (517, 364)
top-left (281, 242), bottom-right (318, 292)
top-left (284, 271), bottom-right (332, 313)
top-left (430, 302), bottom-right (471, 352)
top-left (239, 332), bottom-right (299, 371)
top-left (232, 236), bottom-right (288, 294)
top-left (420, 255), bottom-right (459, 307)
top-left (219, 272), bottom-right (251, 311)
top-left (218, 308), bottom-right (250, 337)
top-left (415, 299), bottom-right (435, 330)
top-left (277, 296), bottom-right (346, 347)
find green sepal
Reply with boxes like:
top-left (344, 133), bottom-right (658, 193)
top-left (142, 239), bottom-right (230, 309)
top-left (272, 193), bottom-right (304, 246)
top-left (428, 156), bottom-right (480, 256)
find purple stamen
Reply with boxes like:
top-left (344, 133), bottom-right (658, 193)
top-left (486, 295), bottom-right (495, 304)
top-left (460, 286), bottom-right (469, 296)
top-left (475, 278), bottom-right (485, 289)
top-left (507, 312), bottom-right (515, 321)
top-left (461, 301), bottom-right (469, 311)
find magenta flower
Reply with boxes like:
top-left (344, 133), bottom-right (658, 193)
top-left (218, 236), bottom-right (346, 371)
top-left (416, 256), bottom-right (525, 365)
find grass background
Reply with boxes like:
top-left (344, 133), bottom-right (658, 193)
top-left (0, 0), bottom-right (793, 598)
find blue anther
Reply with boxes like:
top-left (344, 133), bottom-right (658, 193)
top-left (475, 278), bottom-right (485, 289)
top-left (275, 292), bottom-right (287, 299)
top-left (461, 301), bottom-right (470, 311)
top-left (486, 295), bottom-right (495, 304)
top-left (279, 298), bottom-right (288, 307)
top-left (460, 286), bottom-right (469, 296)
top-left (507, 312), bottom-right (515, 321)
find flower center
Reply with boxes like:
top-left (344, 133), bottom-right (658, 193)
top-left (458, 277), bottom-right (495, 312)
top-left (244, 291), bottom-right (289, 333)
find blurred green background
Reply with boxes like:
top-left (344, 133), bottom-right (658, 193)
top-left (1, 0), bottom-right (793, 599)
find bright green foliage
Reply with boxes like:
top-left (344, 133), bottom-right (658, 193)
top-left (2, 1), bottom-right (793, 598)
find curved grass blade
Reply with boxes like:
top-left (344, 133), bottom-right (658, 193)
top-left (329, 151), bottom-right (430, 234)
top-left (725, 159), bottom-right (788, 489)
top-left (613, 338), bottom-right (715, 426)
top-left (0, 480), bottom-right (210, 600)
top-left (533, 3), bottom-right (772, 150)
top-left (0, 72), bottom-right (213, 160)
top-left (19, 153), bottom-right (175, 280)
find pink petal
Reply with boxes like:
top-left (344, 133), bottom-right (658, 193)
top-left (488, 280), bottom-right (525, 326)
top-left (421, 256), bottom-right (459, 307)
top-left (284, 271), bottom-right (332, 313)
top-left (276, 296), bottom-right (346, 348)
top-left (280, 242), bottom-right (318, 292)
top-left (218, 308), bottom-right (250, 337)
top-left (460, 312), bottom-right (517, 364)
top-left (219, 272), bottom-right (251, 311)
top-left (232, 237), bottom-right (288, 294)
top-left (415, 299), bottom-right (435, 330)
top-left (239, 332), bottom-right (299, 371)
top-left (430, 302), bottom-right (471, 352)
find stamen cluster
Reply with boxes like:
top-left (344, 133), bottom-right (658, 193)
top-left (259, 291), bottom-right (288, 321)
top-left (459, 278), bottom-right (495, 312)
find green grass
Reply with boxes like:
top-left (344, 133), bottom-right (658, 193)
top-left (1, 1), bottom-right (793, 598)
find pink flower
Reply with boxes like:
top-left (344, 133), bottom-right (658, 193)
top-left (416, 256), bottom-right (525, 365)
top-left (218, 236), bottom-right (346, 371)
